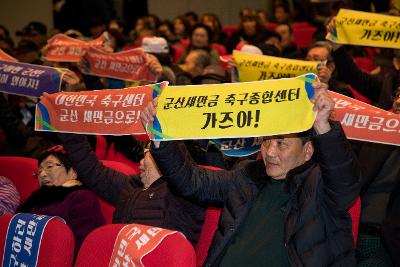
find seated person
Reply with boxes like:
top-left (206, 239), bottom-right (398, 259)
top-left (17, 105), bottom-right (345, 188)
top-left (0, 176), bottom-right (20, 215)
top-left (17, 146), bottom-right (106, 255)
top-left (57, 134), bottom-right (205, 247)
top-left (142, 83), bottom-right (361, 266)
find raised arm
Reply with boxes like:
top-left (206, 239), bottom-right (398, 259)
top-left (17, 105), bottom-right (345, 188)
top-left (311, 83), bottom-right (361, 211)
top-left (58, 133), bottom-right (135, 206)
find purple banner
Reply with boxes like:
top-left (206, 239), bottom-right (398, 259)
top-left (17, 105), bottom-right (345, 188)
top-left (0, 60), bottom-right (65, 97)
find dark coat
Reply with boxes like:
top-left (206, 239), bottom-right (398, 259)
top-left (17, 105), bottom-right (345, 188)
top-left (18, 185), bottom-right (105, 256)
top-left (332, 46), bottom-right (398, 110)
top-left (151, 122), bottom-right (361, 266)
top-left (58, 133), bottom-right (205, 247)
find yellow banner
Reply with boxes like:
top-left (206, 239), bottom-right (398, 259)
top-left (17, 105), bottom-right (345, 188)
top-left (147, 73), bottom-right (317, 140)
top-left (233, 50), bottom-right (318, 82)
top-left (333, 9), bottom-right (400, 49)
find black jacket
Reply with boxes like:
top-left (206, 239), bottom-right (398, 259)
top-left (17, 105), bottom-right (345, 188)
top-left (58, 133), bottom-right (205, 247)
top-left (332, 46), bottom-right (398, 110)
top-left (151, 122), bottom-right (361, 266)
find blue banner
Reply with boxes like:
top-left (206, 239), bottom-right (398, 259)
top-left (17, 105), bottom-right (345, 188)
top-left (2, 213), bottom-right (65, 267)
top-left (0, 60), bottom-right (65, 97)
top-left (211, 137), bottom-right (262, 157)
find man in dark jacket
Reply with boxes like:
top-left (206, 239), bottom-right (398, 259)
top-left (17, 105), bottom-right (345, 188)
top-left (58, 133), bottom-right (205, 247)
top-left (142, 84), bottom-right (361, 266)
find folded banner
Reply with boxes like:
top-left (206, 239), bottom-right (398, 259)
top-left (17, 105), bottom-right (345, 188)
top-left (35, 82), bottom-right (166, 135)
top-left (233, 50), bottom-right (318, 82)
top-left (108, 224), bottom-right (181, 267)
top-left (331, 9), bottom-right (400, 49)
top-left (148, 73), bottom-right (317, 140)
top-left (0, 60), bottom-right (65, 97)
top-left (330, 91), bottom-right (400, 146)
top-left (2, 213), bottom-right (65, 267)
top-left (80, 47), bottom-right (157, 82)
top-left (211, 137), bottom-right (263, 157)
top-left (0, 49), bottom-right (17, 62)
top-left (44, 32), bottom-right (110, 62)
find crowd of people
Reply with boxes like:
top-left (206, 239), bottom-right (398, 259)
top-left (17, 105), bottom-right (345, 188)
top-left (0, 0), bottom-right (399, 266)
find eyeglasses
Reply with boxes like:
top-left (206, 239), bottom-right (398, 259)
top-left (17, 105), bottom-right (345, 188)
top-left (33, 162), bottom-right (63, 178)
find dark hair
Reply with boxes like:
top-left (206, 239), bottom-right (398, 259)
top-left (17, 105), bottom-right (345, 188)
top-left (276, 23), bottom-right (293, 35)
top-left (190, 23), bottom-right (213, 45)
top-left (297, 129), bottom-right (312, 145)
top-left (307, 41), bottom-right (334, 64)
top-left (239, 14), bottom-right (265, 35)
top-left (174, 15), bottom-right (191, 38)
top-left (185, 11), bottom-right (199, 23)
top-left (38, 150), bottom-right (73, 172)
top-left (201, 13), bottom-right (222, 33)
top-left (190, 49), bottom-right (211, 68)
top-left (0, 25), bottom-right (10, 37)
top-left (274, 3), bottom-right (290, 14)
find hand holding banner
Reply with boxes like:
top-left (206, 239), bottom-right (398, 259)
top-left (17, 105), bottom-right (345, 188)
top-left (233, 50), bottom-right (318, 82)
top-left (80, 47), bottom-right (157, 82)
top-left (0, 60), bottom-right (65, 97)
top-left (329, 9), bottom-right (400, 49)
top-left (148, 73), bottom-right (317, 140)
top-left (35, 82), bottom-right (167, 135)
top-left (44, 32), bottom-right (111, 62)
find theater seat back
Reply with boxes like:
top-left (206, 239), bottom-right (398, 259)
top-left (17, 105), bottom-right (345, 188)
top-left (0, 214), bottom-right (75, 267)
top-left (75, 224), bottom-right (196, 267)
top-left (0, 156), bottom-right (39, 202)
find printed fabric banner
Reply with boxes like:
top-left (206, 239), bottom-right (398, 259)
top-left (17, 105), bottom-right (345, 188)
top-left (80, 47), bottom-right (157, 82)
top-left (148, 73), bottom-right (317, 140)
top-left (0, 49), bottom-right (17, 62)
top-left (0, 60), bottom-right (65, 97)
top-left (2, 213), bottom-right (65, 267)
top-left (233, 50), bottom-right (318, 82)
top-left (44, 32), bottom-right (110, 62)
top-left (330, 91), bottom-right (400, 146)
top-left (108, 224), bottom-right (181, 267)
top-left (211, 137), bottom-right (263, 157)
top-left (330, 9), bottom-right (400, 49)
top-left (35, 82), bottom-right (167, 135)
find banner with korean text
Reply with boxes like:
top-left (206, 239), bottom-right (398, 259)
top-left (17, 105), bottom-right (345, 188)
top-left (108, 224), bottom-right (182, 267)
top-left (147, 73), bottom-right (317, 140)
top-left (0, 49), bottom-right (17, 62)
top-left (80, 47), bottom-right (157, 82)
top-left (330, 91), bottom-right (400, 146)
top-left (2, 213), bottom-right (65, 267)
top-left (0, 60), bottom-right (65, 97)
top-left (44, 32), bottom-right (110, 62)
top-left (329, 9), bottom-right (400, 49)
top-left (233, 50), bottom-right (318, 82)
top-left (35, 82), bottom-right (167, 135)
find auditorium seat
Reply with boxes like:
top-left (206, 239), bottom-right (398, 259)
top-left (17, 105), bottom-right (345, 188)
top-left (0, 214), bottom-right (75, 267)
top-left (0, 156), bottom-right (39, 202)
top-left (75, 224), bottom-right (196, 267)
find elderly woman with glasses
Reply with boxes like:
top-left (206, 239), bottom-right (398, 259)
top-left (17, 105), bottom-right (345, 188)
top-left (17, 146), bottom-right (106, 256)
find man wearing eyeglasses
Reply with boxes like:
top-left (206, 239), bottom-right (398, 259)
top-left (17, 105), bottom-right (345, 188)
top-left (142, 83), bottom-right (361, 266)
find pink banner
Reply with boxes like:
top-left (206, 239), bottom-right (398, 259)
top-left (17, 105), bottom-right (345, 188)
top-left (330, 91), bottom-right (400, 146)
top-left (0, 49), bottom-right (17, 62)
top-left (44, 32), bottom-right (110, 62)
top-left (80, 47), bottom-right (157, 82)
top-left (108, 224), bottom-right (181, 267)
top-left (35, 82), bottom-right (166, 135)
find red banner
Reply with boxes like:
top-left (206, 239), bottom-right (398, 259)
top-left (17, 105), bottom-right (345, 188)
top-left (0, 49), bottom-right (17, 62)
top-left (80, 47), bottom-right (157, 82)
top-left (35, 82), bottom-right (166, 135)
top-left (44, 32), bottom-right (110, 62)
top-left (330, 91), bottom-right (400, 146)
top-left (108, 224), bottom-right (181, 267)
